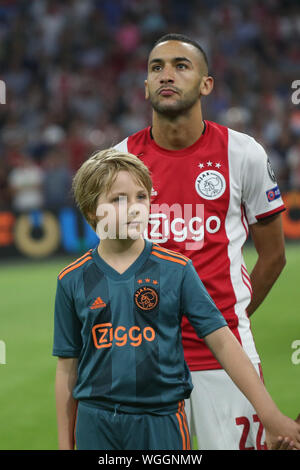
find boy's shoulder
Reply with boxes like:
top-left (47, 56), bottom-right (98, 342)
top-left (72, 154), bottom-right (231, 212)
top-left (57, 249), bottom-right (94, 283)
top-left (150, 243), bottom-right (191, 269)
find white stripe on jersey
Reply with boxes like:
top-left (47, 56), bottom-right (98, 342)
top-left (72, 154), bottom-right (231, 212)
top-left (227, 129), bottom-right (260, 364)
top-left (114, 138), bottom-right (129, 153)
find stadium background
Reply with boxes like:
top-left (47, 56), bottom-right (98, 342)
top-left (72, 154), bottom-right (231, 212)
top-left (0, 0), bottom-right (299, 449)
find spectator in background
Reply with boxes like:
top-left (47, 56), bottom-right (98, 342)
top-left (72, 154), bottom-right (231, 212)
top-left (287, 138), bottom-right (300, 190)
top-left (0, 163), bottom-right (11, 210)
top-left (63, 118), bottom-right (91, 173)
top-left (0, 0), bottom-right (299, 205)
top-left (42, 146), bottom-right (72, 211)
top-left (8, 154), bottom-right (44, 213)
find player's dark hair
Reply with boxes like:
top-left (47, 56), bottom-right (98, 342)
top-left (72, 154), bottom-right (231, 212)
top-left (153, 33), bottom-right (209, 72)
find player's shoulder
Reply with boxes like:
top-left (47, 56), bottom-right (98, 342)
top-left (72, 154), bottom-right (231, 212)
top-left (207, 120), bottom-right (257, 151)
top-left (226, 125), bottom-right (266, 158)
top-left (114, 127), bottom-right (150, 153)
top-left (57, 249), bottom-right (94, 283)
top-left (150, 243), bottom-right (191, 269)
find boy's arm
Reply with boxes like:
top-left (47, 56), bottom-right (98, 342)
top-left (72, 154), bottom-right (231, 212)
top-left (55, 357), bottom-right (78, 450)
top-left (204, 326), bottom-right (300, 449)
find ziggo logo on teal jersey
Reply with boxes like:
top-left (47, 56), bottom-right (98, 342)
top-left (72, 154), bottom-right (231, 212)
top-left (92, 323), bottom-right (156, 349)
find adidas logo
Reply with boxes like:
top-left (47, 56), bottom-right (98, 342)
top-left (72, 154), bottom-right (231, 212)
top-left (90, 297), bottom-right (106, 309)
top-left (151, 188), bottom-right (158, 196)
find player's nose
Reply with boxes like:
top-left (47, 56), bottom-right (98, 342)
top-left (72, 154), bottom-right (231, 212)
top-left (159, 64), bottom-right (175, 84)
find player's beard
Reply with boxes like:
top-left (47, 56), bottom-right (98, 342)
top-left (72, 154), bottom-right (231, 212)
top-left (148, 87), bottom-right (200, 119)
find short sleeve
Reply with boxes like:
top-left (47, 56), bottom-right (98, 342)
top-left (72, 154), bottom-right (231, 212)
top-left (242, 138), bottom-right (285, 224)
top-left (52, 279), bottom-right (82, 357)
top-left (181, 261), bottom-right (227, 338)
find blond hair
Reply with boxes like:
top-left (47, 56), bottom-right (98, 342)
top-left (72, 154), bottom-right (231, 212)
top-left (72, 148), bottom-right (152, 230)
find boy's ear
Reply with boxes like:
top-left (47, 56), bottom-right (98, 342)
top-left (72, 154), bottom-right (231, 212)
top-left (87, 211), bottom-right (97, 226)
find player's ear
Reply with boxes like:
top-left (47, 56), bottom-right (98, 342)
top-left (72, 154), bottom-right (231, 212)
top-left (145, 79), bottom-right (149, 100)
top-left (199, 75), bottom-right (214, 97)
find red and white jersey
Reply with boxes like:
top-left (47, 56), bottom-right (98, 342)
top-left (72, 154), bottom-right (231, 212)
top-left (115, 120), bottom-right (285, 371)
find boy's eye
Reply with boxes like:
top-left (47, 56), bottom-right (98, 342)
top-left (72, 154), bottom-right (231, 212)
top-left (137, 194), bottom-right (147, 200)
top-left (112, 195), bottom-right (127, 203)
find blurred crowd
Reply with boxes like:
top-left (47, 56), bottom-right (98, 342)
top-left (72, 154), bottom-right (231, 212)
top-left (0, 0), bottom-right (299, 213)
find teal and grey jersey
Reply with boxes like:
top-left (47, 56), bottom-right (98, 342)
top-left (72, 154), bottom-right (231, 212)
top-left (53, 241), bottom-right (227, 414)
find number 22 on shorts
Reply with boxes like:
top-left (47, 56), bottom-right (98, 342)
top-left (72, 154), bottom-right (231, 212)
top-left (235, 414), bottom-right (267, 450)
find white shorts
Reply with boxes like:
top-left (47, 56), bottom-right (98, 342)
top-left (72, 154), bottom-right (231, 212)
top-left (185, 364), bottom-right (267, 450)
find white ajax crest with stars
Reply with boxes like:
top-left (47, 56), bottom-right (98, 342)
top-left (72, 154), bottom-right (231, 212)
top-left (195, 161), bottom-right (226, 200)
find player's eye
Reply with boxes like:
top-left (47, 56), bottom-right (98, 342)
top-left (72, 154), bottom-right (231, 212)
top-left (177, 63), bottom-right (187, 70)
top-left (152, 64), bottom-right (162, 72)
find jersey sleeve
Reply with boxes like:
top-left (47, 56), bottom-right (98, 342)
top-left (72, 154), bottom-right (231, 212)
top-left (241, 137), bottom-right (285, 224)
top-left (52, 278), bottom-right (82, 357)
top-left (181, 261), bottom-right (227, 338)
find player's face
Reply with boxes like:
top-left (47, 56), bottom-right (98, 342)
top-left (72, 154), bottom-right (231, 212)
top-left (145, 41), bottom-right (207, 117)
top-left (96, 171), bottom-right (150, 240)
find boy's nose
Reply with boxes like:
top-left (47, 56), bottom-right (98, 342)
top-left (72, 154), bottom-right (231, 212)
top-left (128, 205), bottom-right (139, 217)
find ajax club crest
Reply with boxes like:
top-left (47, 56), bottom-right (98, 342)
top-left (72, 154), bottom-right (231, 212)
top-left (134, 286), bottom-right (159, 311)
top-left (195, 170), bottom-right (226, 200)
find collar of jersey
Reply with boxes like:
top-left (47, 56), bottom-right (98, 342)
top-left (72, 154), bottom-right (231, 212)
top-left (92, 240), bottom-right (152, 280)
top-left (146, 120), bottom-right (208, 158)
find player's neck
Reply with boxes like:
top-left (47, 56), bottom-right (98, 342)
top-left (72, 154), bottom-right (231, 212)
top-left (151, 108), bottom-right (205, 150)
top-left (97, 237), bottom-right (145, 274)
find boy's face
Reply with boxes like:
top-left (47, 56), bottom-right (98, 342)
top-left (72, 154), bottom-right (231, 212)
top-left (95, 170), bottom-right (150, 241)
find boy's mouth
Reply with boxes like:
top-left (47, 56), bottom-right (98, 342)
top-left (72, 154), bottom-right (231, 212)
top-left (127, 221), bottom-right (142, 225)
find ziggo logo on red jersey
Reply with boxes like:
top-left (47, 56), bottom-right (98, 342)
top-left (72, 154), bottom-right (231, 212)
top-left (92, 323), bottom-right (156, 349)
top-left (144, 205), bottom-right (221, 249)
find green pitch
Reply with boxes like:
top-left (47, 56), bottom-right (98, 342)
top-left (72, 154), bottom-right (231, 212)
top-left (0, 244), bottom-right (299, 450)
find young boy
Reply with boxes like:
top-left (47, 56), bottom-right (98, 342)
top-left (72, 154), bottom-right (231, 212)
top-left (53, 148), bottom-right (300, 450)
